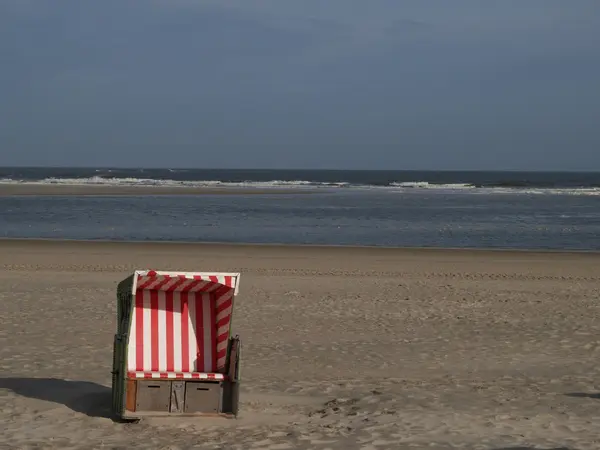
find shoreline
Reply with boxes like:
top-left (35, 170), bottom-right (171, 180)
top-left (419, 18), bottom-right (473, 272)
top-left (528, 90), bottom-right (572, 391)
top-left (1, 237), bottom-right (599, 257)
top-left (0, 183), bottom-right (318, 196)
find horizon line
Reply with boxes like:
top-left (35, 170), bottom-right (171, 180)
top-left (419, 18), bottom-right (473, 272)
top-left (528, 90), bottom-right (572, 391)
top-left (1, 166), bottom-right (599, 173)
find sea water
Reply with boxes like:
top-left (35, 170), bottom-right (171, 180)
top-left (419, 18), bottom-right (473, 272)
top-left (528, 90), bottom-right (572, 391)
top-left (0, 168), bottom-right (599, 250)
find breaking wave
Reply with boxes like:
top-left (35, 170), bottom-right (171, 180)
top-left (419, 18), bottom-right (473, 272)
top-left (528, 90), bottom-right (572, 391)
top-left (1, 175), bottom-right (600, 196)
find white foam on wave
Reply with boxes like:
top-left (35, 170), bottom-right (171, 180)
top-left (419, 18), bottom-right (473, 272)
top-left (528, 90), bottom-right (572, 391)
top-left (0, 176), bottom-right (347, 189)
top-left (498, 187), bottom-right (600, 196)
top-left (0, 177), bottom-right (599, 196)
top-left (390, 181), bottom-right (475, 189)
top-left (385, 181), bottom-right (600, 196)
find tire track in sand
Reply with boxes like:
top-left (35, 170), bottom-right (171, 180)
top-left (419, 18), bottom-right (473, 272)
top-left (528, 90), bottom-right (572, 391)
top-left (1, 263), bottom-right (598, 283)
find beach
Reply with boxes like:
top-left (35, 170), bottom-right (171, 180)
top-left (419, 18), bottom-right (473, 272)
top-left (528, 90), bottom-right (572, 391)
top-left (1, 240), bottom-right (600, 449)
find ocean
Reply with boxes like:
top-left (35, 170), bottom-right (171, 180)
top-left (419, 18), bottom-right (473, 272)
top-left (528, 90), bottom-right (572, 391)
top-left (1, 167), bottom-right (599, 250)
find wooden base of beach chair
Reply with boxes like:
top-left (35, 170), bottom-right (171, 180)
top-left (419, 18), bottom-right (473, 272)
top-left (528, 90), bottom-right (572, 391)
top-left (121, 379), bottom-right (240, 420)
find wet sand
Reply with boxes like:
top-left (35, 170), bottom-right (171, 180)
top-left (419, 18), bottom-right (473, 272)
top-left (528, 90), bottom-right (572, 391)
top-left (0, 183), bottom-right (316, 196)
top-left (1, 239), bottom-right (600, 449)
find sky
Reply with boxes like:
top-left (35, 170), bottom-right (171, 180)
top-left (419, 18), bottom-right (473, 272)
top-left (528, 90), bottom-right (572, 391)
top-left (1, 0), bottom-right (599, 170)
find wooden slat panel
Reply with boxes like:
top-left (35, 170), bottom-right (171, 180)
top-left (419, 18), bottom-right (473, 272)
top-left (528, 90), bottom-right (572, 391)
top-left (125, 379), bottom-right (137, 412)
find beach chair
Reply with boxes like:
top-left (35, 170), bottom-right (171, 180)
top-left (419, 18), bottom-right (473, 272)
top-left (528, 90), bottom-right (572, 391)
top-left (111, 270), bottom-right (242, 420)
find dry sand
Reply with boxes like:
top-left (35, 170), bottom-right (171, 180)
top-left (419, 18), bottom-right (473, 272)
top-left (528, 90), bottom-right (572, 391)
top-left (0, 183), bottom-right (316, 196)
top-left (1, 239), bottom-right (600, 449)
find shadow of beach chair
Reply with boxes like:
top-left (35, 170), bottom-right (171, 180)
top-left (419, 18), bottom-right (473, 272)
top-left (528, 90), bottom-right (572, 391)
top-left (0, 378), bottom-right (113, 419)
top-left (111, 270), bottom-right (242, 420)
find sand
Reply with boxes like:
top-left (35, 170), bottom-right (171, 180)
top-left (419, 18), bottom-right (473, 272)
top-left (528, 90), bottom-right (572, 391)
top-left (0, 183), bottom-right (317, 196)
top-left (1, 239), bottom-right (600, 449)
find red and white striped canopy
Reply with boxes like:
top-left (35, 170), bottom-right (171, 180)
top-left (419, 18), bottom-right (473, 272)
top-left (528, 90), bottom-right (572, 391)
top-left (134, 270), bottom-right (240, 294)
top-left (127, 270), bottom-right (240, 379)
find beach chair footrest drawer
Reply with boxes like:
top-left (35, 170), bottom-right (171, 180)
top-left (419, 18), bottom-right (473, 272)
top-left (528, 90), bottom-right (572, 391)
top-left (136, 381), bottom-right (171, 412)
top-left (184, 382), bottom-right (222, 413)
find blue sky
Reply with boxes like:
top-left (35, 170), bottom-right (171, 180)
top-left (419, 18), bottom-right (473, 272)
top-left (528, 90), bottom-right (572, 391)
top-left (1, 0), bottom-right (599, 170)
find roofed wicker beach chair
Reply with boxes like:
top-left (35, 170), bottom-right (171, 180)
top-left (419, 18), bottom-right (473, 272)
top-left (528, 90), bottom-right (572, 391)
top-left (111, 270), bottom-right (242, 420)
